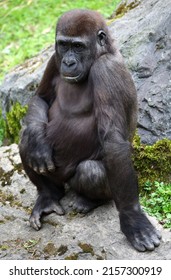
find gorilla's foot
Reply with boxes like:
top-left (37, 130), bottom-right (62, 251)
top-left (30, 195), bottom-right (65, 230)
top-left (70, 194), bottom-right (102, 213)
top-left (120, 209), bottom-right (161, 251)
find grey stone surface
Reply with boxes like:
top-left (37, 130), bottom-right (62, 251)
top-left (0, 144), bottom-right (171, 260)
top-left (110, 0), bottom-right (171, 143)
top-left (0, 46), bottom-right (54, 115)
top-left (0, 0), bottom-right (171, 143)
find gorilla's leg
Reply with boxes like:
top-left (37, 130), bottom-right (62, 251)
top-left (23, 164), bottom-right (65, 230)
top-left (107, 139), bottom-right (161, 251)
top-left (68, 160), bottom-right (111, 213)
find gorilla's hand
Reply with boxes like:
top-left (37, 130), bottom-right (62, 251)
top-left (28, 143), bottom-right (55, 174)
top-left (19, 127), bottom-right (55, 174)
top-left (19, 95), bottom-right (56, 174)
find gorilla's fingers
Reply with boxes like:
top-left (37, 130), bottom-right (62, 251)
top-left (46, 160), bottom-right (55, 172)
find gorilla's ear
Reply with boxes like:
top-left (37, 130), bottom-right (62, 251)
top-left (97, 30), bottom-right (107, 46)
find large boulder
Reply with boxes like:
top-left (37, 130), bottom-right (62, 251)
top-left (110, 0), bottom-right (171, 143)
top-left (0, 0), bottom-right (171, 144)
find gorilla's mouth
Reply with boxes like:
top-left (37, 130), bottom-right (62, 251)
top-left (62, 74), bottom-right (81, 83)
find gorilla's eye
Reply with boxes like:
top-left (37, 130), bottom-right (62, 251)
top-left (75, 43), bottom-right (82, 48)
top-left (73, 42), bottom-right (84, 51)
top-left (58, 41), bottom-right (68, 49)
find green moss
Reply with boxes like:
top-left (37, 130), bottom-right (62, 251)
top-left (0, 190), bottom-right (14, 204)
top-left (0, 244), bottom-right (10, 251)
top-left (0, 169), bottom-right (13, 187)
top-left (0, 109), bottom-right (6, 146)
top-left (0, 189), bottom-right (22, 208)
top-left (57, 245), bottom-right (68, 256)
top-left (78, 242), bottom-right (94, 256)
top-left (68, 210), bottom-right (78, 219)
top-left (43, 242), bottom-right (58, 256)
top-left (13, 163), bottom-right (23, 174)
top-left (114, 0), bottom-right (140, 18)
top-left (5, 102), bottom-right (28, 144)
top-left (65, 253), bottom-right (79, 260)
top-left (23, 239), bottom-right (40, 250)
top-left (4, 215), bottom-right (15, 221)
top-left (20, 188), bottom-right (26, 194)
top-left (0, 102), bottom-right (27, 144)
top-left (133, 134), bottom-right (171, 189)
top-left (0, 239), bottom-right (23, 253)
top-left (96, 255), bottom-right (104, 260)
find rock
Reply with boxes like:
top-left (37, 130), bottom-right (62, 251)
top-left (0, 46), bottom-right (54, 115)
top-left (0, 144), bottom-right (171, 259)
top-left (110, 0), bottom-right (171, 143)
top-left (0, 0), bottom-right (171, 144)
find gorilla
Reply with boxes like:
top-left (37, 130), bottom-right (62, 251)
top-left (19, 9), bottom-right (161, 251)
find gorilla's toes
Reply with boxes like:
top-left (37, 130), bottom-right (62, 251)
top-left (70, 195), bottom-right (101, 213)
top-left (43, 201), bottom-right (65, 216)
top-left (120, 209), bottom-right (161, 251)
top-left (29, 213), bottom-right (42, 231)
top-left (130, 229), bottom-right (161, 252)
top-left (30, 196), bottom-right (65, 230)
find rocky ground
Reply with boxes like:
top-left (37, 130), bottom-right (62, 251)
top-left (0, 144), bottom-right (171, 260)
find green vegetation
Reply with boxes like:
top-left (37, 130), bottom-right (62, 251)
top-left (133, 134), bottom-right (171, 187)
top-left (78, 242), bottom-right (95, 256)
top-left (0, 109), bottom-right (6, 146)
top-left (5, 102), bottom-right (28, 144)
top-left (141, 181), bottom-right (171, 228)
top-left (23, 239), bottom-right (40, 249)
top-left (133, 135), bottom-right (171, 228)
top-left (114, 0), bottom-right (140, 18)
top-left (0, 102), bottom-right (28, 145)
top-left (0, 0), bottom-right (120, 81)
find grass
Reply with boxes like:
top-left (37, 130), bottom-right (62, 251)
top-left (0, 0), bottom-right (120, 81)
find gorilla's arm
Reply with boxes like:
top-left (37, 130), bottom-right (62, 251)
top-left (19, 54), bottom-right (58, 174)
top-left (19, 95), bottom-right (55, 174)
top-left (92, 53), bottom-right (137, 200)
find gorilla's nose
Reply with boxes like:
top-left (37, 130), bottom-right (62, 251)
top-left (64, 58), bottom-right (76, 67)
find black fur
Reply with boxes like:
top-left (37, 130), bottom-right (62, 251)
top-left (19, 9), bottom-right (161, 251)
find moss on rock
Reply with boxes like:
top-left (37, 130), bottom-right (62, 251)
top-left (113, 0), bottom-right (140, 19)
top-left (43, 242), bottom-right (58, 256)
top-left (65, 253), bottom-right (78, 260)
top-left (5, 102), bottom-right (28, 144)
top-left (78, 242), bottom-right (95, 256)
top-left (57, 245), bottom-right (68, 256)
top-left (133, 134), bottom-right (171, 189)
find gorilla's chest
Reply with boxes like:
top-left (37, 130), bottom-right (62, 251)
top-left (46, 84), bottom-right (98, 166)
